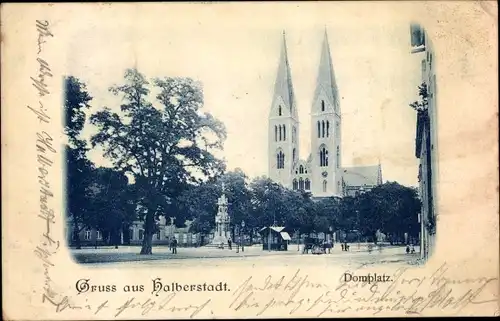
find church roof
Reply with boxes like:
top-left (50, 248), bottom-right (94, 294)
top-left (342, 165), bottom-right (382, 187)
top-left (273, 31), bottom-right (298, 119)
top-left (313, 29), bottom-right (340, 111)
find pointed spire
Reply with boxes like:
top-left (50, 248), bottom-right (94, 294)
top-left (273, 31), bottom-right (297, 118)
top-left (377, 162), bottom-right (383, 185)
top-left (313, 28), bottom-right (340, 111)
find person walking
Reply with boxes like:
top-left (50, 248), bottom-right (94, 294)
top-left (228, 237), bottom-right (232, 250)
top-left (172, 237), bottom-right (178, 254)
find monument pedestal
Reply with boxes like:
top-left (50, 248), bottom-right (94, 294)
top-left (209, 184), bottom-right (231, 247)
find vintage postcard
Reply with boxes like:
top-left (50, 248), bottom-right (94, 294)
top-left (1, 1), bottom-right (498, 319)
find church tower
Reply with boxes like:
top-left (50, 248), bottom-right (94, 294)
top-left (310, 30), bottom-right (343, 197)
top-left (268, 32), bottom-right (299, 188)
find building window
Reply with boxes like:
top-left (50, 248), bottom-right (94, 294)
top-left (96, 231), bottom-right (102, 240)
top-left (129, 229), bottom-right (134, 240)
top-left (279, 125), bottom-right (282, 141)
top-left (322, 121), bottom-right (325, 138)
top-left (139, 229), bottom-right (144, 240)
top-left (299, 178), bottom-right (304, 190)
top-left (283, 125), bottom-right (286, 141)
top-left (317, 121), bottom-right (321, 138)
top-left (292, 148), bottom-right (296, 162)
top-left (275, 125), bottom-right (277, 142)
top-left (277, 151), bottom-right (285, 169)
top-left (321, 100), bottom-right (325, 112)
top-left (84, 230), bottom-right (91, 240)
top-left (323, 180), bottom-right (327, 192)
top-left (337, 181), bottom-right (340, 192)
top-left (327, 121), bottom-right (330, 137)
top-left (319, 147), bottom-right (328, 167)
top-left (292, 126), bottom-right (296, 143)
top-left (278, 105), bottom-right (282, 116)
top-left (336, 146), bottom-right (340, 168)
top-left (156, 230), bottom-right (161, 240)
top-left (299, 165), bottom-right (304, 174)
top-left (305, 179), bottom-right (311, 190)
top-left (293, 179), bottom-right (298, 190)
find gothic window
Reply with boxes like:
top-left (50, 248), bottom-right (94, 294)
top-left (299, 165), bottom-right (304, 174)
top-left (279, 125), bottom-right (282, 141)
top-left (322, 120), bottom-right (325, 138)
top-left (299, 178), bottom-right (304, 190)
top-left (320, 147), bottom-right (329, 167)
top-left (278, 105), bottom-right (282, 116)
top-left (84, 230), bottom-right (91, 240)
top-left (293, 148), bottom-right (296, 162)
top-left (277, 151), bottom-right (285, 169)
top-left (292, 126), bottom-right (296, 143)
top-left (337, 181), bottom-right (340, 192)
top-left (327, 121), bottom-right (330, 137)
top-left (305, 179), bottom-right (311, 190)
top-left (336, 146), bottom-right (340, 168)
top-left (323, 180), bottom-right (327, 192)
top-left (321, 100), bottom-right (325, 112)
top-left (275, 125), bottom-right (278, 142)
top-left (317, 121), bottom-right (321, 138)
top-left (293, 179), bottom-right (298, 190)
top-left (283, 125), bottom-right (286, 141)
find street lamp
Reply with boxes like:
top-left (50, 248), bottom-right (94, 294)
top-left (241, 220), bottom-right (245, 252)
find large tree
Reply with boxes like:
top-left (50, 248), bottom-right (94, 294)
top-left (90, 69), bottom-right (226, 254)
top-left (64, 76), bottom-right (94, 249)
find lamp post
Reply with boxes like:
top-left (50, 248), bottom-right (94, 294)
top-left (241, 220), bottom-right (245, 252)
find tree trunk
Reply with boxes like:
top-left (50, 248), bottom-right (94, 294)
top-left (73, 221), bottom-right (81, 249)
top-left (140, 211), bottom-right (154, 255)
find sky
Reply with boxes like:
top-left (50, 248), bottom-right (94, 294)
top-left (70, 17), bottom-right (424, 187)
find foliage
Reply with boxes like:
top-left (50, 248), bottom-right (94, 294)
top-left (89, 68), bottom-right (226, 254)
top-left (86, 167), bottom-right (137, 245)
top-left (64, 76), bottom-right (95, 248)
top-left (409, 82), bottom-right (428, 112)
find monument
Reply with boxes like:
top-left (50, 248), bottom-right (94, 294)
top-left (211, 183), bottom-right (231, 246)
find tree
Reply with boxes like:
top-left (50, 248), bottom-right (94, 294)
top-left (86, 167), bottom-right (136, 247)
top-left (64, 76), bottom-right (94, 249)
top-left (90, 69), bottom-right (226, 254)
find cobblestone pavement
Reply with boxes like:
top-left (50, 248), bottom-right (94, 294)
top-left (72, 244), bottom-right (420, 268)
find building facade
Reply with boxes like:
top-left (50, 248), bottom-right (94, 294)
top-left (268, 30), bottom-right (382, 198)
top-left (66, 216), bottom-right (203, 248)
top-left (411, 24), bottom-right (438, 261)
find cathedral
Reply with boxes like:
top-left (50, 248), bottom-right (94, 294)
top-left (268, 30), bottom-right (383, 198)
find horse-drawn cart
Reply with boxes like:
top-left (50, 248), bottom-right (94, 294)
top-left (303, 237), bottom-right (331, 254)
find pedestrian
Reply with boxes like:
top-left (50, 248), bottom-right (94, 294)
top-left (228, 238), bottom-right (232, 250)
top-left (341, 243), bottom-right (344, 251)
top-left (172, 237), bottom-right (178, 254)
top-left (411, 245), bottom-right (416, 254)
top-left (406, 245), bottom-right (410, 254)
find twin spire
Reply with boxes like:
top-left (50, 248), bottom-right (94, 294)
top-left (272, 29), bottom-right (339, 117)
top-left (273, 31), bottom-right (297, 119)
